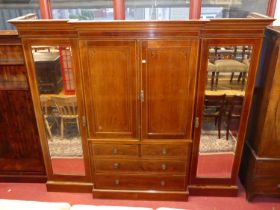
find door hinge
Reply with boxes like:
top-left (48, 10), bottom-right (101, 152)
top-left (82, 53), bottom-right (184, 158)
top-left (82, 116), bottom-right (86, 127)
top-left (195, 117), bottom-right (199, 128)
top-left (140, 90), bottom-right (144, 102)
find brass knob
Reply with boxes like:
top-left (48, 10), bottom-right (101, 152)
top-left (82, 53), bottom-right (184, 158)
top-left (160, 180), bottom-right (165, 187)
top-left (161, 163), bottom-right (167, 170)
top-left (162, 148), bottom-right (167, 155)
top-left (113, 163), bottom-right (120, 169)
top-left (113, 147), bottom-right (118, 154)
top-left (115, 179), bottom-right (120, 185)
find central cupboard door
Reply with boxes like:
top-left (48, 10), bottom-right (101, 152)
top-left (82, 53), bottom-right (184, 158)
top-left (81, 40), bottom-right (138, 139)
top-left (141, 40), bottom-right (198, 140)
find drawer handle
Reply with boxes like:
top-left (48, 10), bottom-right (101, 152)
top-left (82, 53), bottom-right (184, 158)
top-left (113, 163), bottom-right (120, 169)
top-left (161, 163), bottom-right (167, 170)
top-left (112, 148), bottom-right (118, 154)
top-left (160, 180), bottom-right (166, 187)
top-left (162, 148), bottom-right (167, 155)
top-left (115, 179), bottom-right (120, 185)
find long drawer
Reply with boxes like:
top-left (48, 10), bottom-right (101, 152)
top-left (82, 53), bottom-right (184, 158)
top-left (94, 159), bottom-right (186, 173)
top-left (92, 144), bottom-right (139, 156)
top-left (255, 160), bottom-right (280, 178)
top-left (94, 174), bottom-right (186, 190)
top-left (253, 178), bottom-right (280, 195)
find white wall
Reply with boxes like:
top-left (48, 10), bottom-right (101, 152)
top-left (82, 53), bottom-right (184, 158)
top-left (274, 0), bottom-right (280, 25)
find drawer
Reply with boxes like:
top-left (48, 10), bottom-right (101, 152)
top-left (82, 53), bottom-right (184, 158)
top-left (94, 159), bottom-right (186, 173)
top-left (141, 144), bottom-right (189, 157)
top-left (94, 159), bottom-right (141, 172)
top-left (142, 160), bottom-right (186, 173)
top-left (92, 144), bottom-right (139, 156)
top-left (94, 174), bottom-right (186, 190)
top-left (255, 160), bottom-right (280, 178)
top-left (253, 178), bottom-right (280, 195)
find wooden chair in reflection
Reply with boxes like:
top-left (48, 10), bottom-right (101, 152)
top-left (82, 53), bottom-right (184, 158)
top-left (226, 95), bottom-right (244, 140)
top-left (52, 96), bottom-right (79, 139)
top-left (40, 95), bottom-right (57, 140)
top-left (203, 94), bottom-right (226, 139)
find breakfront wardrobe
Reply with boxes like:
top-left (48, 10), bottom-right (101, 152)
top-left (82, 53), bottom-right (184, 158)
top-left (9, 13), bottom-right (273, 200)
top-left (240, 26), bottom-right (280, 200)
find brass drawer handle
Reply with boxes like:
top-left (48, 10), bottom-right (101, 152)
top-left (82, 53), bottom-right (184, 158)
top-left (113, 163), bottom-right (120, 169)
top-left (160, 180), bottom-right (166, 187)
top-left (115, 179), bottom-right (120, 185)
top-left (112, 147), bottom-right (118, 154)
top-left (162, 148), bottom-right (167, 155)
top-left (161, 163), bottom-right (167, 170)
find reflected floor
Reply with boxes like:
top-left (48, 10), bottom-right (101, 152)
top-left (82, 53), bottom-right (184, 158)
top-left (197, 153), bottom-right (235, 177)
top-left (200, 118), bottom-right (237, 153)
top-left (48, 137), bottom-right (83, 157)
top-left (51, 158), bottom-right (85, 175)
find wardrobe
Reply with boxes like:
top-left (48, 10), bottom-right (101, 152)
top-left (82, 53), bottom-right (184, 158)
top-left (9, 13), bottom-right (273, 200)
top-left (0, 31), bottom-right (46, 182)
top-left (240, 26), bottom-right (280, 201)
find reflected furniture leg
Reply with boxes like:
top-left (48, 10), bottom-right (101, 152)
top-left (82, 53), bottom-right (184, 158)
top-left (215, 72), bottom-right (219, 90)
top-left (60, 118), bottom-right (64, 139)
top-left (211, 72), bottom-right (215, 90)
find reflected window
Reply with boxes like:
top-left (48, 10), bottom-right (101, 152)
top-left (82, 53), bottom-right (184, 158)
top-left (31, 45), bottom-right (85, 176)
top-left (197, 45), bottom-right (252, 178)
top-left (0, 0), bottom-right (40, 30)
top-left (125, 0), bottom-right (190, 20)
top-left (51, 0), bottom-right (113, 20)
top-left (201, 0), bottom-right (270, 19)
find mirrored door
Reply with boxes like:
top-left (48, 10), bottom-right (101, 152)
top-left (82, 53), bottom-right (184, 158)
top-left (197, 45), bottom-right (252, 178)
top-left (190, 38), bottom-right (262, 184)
top-left (30, 45), bottom-right (85, 176)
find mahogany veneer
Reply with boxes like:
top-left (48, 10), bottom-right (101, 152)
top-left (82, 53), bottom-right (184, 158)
top-left (0, 31), bottom-right (46, 182)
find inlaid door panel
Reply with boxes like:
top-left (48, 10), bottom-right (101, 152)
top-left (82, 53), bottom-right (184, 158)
top-left (141, 40), bottom-right (199, 139)
top-left (81, 41), bottom-right (138, 139)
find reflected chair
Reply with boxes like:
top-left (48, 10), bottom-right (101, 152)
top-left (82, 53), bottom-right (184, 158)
top-left (203, 94), bottom-right (226, 139)
top-left (40, 95), bottom-right (57, 140)
top-left (207, 61), bottom-right (216, 90)
top-left (52, 96), bottom-right (79, 139)
top-left (226, 95), bottom-right (244, 140)
top-left (214, 59), bottom-right (248, 90)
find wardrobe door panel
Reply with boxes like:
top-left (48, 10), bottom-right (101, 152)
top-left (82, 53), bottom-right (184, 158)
top-left (142, 40), bottom-right (198, 139)
top-left (83, 41), bottom-right (138, 139)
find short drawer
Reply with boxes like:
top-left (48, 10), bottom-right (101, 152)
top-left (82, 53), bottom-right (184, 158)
top-left (94, 174), bottom-right (186, 190)
top-left (253, 178), bottom-right (280, 195)
top-left (141, 144), bottom-right (189, 157)
top-left (94, 159), bottom-right (141, 172)
top-left (142, 160), bottom-right (186, 173)
top-left (92, 144), bottom-right (139, 156)
top-left (255, 160), bottom-right (280, 178)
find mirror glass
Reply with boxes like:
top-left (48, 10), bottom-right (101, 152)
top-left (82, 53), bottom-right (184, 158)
top-left (197, 45), bottom-right (252, 178)
top-left (31, 45), bottom-right (85, 175)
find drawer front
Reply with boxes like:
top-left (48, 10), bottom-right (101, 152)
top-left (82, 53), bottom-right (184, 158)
top-left (253, 178), bottom-right (280, 195)
top-left (255, 160), bottom-right (280, 178)
top-left (92, 144), bottom-right (139, 156)
top-left (94, 174), bottom-right (185, 190)
top-left (142, 160), bottom-right (186, 173)
top-left (141, 144), bottom-right (189, 157)
top-left (94, 159), bottom-right (186, 173)
top-left (94, 159), bottom-right (141, 172)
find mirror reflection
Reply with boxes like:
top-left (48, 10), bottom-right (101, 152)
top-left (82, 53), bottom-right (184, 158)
top-left (31, 46), bottom-right (85, 175)
top-left (197, 45), bottom-right (251, 178)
